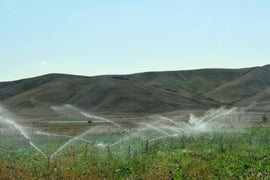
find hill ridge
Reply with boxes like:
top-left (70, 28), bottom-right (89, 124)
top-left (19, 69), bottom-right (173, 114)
top-left (0, 65), bottom-right (269, 118)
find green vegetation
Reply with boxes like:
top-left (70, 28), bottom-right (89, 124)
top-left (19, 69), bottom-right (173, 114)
top-left (1, 127), bottom-right (270, 179)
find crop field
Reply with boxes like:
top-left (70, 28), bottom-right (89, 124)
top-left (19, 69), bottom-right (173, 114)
top-left (1, 106), bottom-right (270, 179)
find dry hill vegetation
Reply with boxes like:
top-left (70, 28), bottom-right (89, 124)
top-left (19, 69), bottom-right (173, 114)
top-left (0, 65), bottom-right (269, 119)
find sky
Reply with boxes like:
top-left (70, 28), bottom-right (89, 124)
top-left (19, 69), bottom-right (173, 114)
top-left (0, 0), bottom-right (269, 81)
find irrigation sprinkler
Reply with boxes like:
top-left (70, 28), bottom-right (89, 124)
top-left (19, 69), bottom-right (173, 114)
top-left (47, 156), bottom-right (51, 171)
top-left (170, 136), bottom-right (175, 148)
top-left (106, 146), bottom-right (111, 156)
top-left (127, 145), bottom-right (131, 159)
top-left (84, 143), bottom-right (89, 161)
top-left (145, 139), bottom-right (148, 152)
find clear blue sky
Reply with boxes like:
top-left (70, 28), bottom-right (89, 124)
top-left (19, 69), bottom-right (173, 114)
top-left (1, 0), bottom-right (269, 81)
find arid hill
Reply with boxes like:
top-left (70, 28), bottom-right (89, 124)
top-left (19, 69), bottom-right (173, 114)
top-left (0, 65), bottom-right (269, 119)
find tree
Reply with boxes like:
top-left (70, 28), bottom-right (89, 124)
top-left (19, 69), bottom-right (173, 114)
top-left (262, 114), bottom-right (267, 123)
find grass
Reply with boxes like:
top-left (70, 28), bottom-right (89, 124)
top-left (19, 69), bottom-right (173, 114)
top-left (1, 126), bottom-right (270, 179)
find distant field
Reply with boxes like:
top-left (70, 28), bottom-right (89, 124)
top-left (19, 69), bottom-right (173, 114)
top-left (40, 118), bottom-right (93, 122)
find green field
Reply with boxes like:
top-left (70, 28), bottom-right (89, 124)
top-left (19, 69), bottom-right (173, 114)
top-left (1, 125), bottom-right (270, 179)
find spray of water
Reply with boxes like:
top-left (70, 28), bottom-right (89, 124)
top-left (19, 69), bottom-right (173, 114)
top-left (29, 142), bottom-right (47, 158)
top-left (50, 128), bottom-right (95, 158)
top-left (154, 107), bottom-right (238, 133)
top-left (52, 104), bottom-right (145, 141)
top-left (186, 107), bottom-right (237, 132)
top-left (1, 103), bottom-right (241, 160)
top-left (0, 116), bottom-right (30, 139)
top-left (148, 133), bottom-right (178, 142)
top-left (153, 115), bottom-right (180, 126)
top-left (95, 142), bottom-right (107, 148)
top-left (148, 135), bottom-right (168, 142)
top-left (144, 123), bottom-right (172, 136)
top-left (0, 105), bottom-right (47, 158)
top-left (35, 131), bottom-right (93, 144)
top-left (161, 125), bottom-right (181, 134)
top-left (110, 131), bottom-right (142, 148)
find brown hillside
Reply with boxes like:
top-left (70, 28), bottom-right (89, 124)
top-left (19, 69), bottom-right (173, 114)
top-left (0, 65), bottom-right (269, 118)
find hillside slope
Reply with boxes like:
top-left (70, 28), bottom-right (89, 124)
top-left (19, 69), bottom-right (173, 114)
top-left (0, 65), bottom-right (269, 118)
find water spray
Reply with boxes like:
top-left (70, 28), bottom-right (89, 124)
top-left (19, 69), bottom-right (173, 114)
top-left (35, 131), bottom-right (93, 144)
top-left (0, 114), bottom-right (47, 159)
top-left (1, 103), bottom-right (242, 171)
top-left (81, 111), bottom-right (145, 140)
top-left (29, 141), bottom-right (47, 158)
top-left (110, 130), bottom-right (143, 148)
top-left (153, 115), bottom-right (181, 126)
top-left (55, 104), bottom-right (145, 139)
top-left (145, 123), bottom-right (172, 136)
top-left (50, 128), bottom-right (95, 158)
